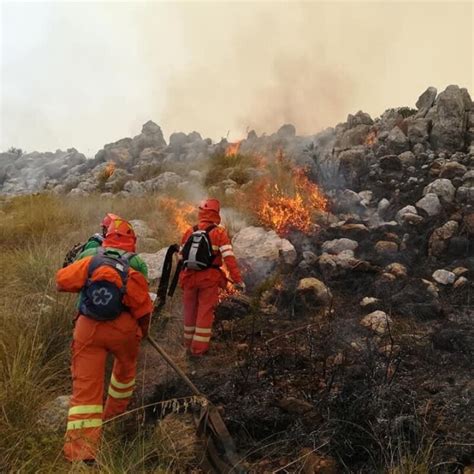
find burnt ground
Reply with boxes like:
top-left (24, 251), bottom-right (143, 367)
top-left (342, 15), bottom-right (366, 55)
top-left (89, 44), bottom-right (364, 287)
top-left (131, 272), bottom-right (473, 473)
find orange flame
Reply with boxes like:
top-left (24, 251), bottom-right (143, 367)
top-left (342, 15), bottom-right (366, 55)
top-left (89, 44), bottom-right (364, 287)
top-left (157, 197), bottom-right (196, 235)
top-left (364, 130), bottom-right (377, 146)
top-left (218, 263), bottom-right (240, 302)
top-left (104, 161), bottom-right (116, 179)
top-left (225, 141), bottom-right (242, 157)
top-left (255, 168), bottom-right (327, 236)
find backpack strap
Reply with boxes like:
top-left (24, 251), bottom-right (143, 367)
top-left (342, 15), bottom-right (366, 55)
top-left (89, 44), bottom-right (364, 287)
top-left (86, 248), bottom-right (129, 293)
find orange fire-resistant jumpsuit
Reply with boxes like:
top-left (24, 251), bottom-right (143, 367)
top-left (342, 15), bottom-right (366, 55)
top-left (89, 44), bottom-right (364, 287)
top-left (179, 207), bottom-right (242, 355)
top-left (56, 253), bottom-right (152, 462)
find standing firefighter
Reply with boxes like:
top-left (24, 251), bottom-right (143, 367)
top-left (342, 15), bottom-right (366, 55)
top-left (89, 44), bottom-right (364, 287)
top-left (56, 219), bottom-right (152, 463)
top-left (180, 198), bottom-right (244, 355)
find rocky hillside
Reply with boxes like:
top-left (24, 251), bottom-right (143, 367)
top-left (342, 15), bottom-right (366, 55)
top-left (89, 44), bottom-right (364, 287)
top-left (1, 84), bottom-right (471, 201)
top-left (1, 84), bottom-right (473, 471)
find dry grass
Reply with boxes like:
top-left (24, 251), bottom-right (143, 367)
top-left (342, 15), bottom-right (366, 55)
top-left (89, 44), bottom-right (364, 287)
top-left (0, 193), bottom-right (208, 472)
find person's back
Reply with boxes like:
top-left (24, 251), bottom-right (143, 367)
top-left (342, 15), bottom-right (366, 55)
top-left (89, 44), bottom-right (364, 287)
top-left (56, 218), bottom-right (152, 463)
top-left (179, 199), bottom-right (244, 355)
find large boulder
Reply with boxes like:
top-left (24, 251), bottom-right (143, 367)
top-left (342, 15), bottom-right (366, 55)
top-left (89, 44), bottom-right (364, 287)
top-left (232, 226), bottom-right (297, 288)
top-left (415, 87), bottom-right (437, 118)
top-left (386, 126), bottom-right (409, 154)
top-left (427, 85), bottom-right (472, 151)
top-left (132, 121), bottom-right (166, 157)
top-left (139, 247), bottom-right (170, 280)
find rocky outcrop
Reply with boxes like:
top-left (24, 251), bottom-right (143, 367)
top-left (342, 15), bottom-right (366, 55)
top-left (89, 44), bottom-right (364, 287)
top-left (232, 226), bottom-right (297, 288)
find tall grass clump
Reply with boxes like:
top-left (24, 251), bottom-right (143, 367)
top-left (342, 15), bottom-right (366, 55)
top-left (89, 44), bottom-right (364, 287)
top-left (0, 193), bottom-right (203, 471)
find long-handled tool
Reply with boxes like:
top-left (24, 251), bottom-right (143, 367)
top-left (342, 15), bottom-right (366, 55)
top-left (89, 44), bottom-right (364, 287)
top-left (147, 335), bottom-right (245, 473)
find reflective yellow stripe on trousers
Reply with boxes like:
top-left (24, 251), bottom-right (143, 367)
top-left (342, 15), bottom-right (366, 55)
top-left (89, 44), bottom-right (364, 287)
top-left (67, 418), bottom-right (102, 430)
top-left (68, 405), bottom-right (103, 416)
top-left (111, 374), bottom-right (135, 389)
top-left (108, 386), bottom-right (134, 399)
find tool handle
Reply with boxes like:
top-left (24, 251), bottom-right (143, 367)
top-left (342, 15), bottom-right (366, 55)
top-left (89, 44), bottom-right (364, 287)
top-left (146, 335), bottom-right (202, 397)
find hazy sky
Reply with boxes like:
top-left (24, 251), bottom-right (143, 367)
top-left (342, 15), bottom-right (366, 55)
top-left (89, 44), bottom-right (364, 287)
top-left (1, 1), bottom-right (473, 155)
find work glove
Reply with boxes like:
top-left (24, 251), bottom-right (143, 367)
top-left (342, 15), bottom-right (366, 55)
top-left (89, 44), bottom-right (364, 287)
top-left (233, 282), bottom-right (246, 292)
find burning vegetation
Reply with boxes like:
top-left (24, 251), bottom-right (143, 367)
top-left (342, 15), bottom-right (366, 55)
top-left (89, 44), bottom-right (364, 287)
top-left (224, 140), bottom-right (242, 157)
top-left (254, 168), bottom-right (328, 235)
top-left (156, 196), bottom-right (196, 235)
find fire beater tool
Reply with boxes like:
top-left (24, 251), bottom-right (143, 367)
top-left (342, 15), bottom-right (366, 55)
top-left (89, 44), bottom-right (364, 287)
top-left (146, 335), bottom-right (245, 473)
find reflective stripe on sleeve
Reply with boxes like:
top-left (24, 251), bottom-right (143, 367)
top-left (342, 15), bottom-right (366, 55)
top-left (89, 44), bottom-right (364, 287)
top-left (193, 335), bottom-right (211, 343)
top-left (111, 374), bottom-right (135, 389)
top-left (221, 250), bottom-right (235, 258)
top-left (212, 245), bottom-right (219, 251)
top-left (219, 244), bottom-right (232, 252)
top-left (67, 418), bottom-right (102, 431)
top-left (68, 405), bottom-right (103, 416)
top-left (108, 387), bottom-right (134, 399)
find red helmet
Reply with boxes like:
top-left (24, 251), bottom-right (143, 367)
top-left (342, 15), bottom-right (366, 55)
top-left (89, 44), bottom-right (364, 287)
top-left (104, 218), bottom-right (137, 252)
top-left (199, 198), bottom-right (220, 213)
top-left (101, 213), bottom-right (120, 229)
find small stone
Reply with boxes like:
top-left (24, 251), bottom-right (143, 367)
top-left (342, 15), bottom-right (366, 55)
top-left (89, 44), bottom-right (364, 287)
top-left (321, 238), bottom-right (358, 255)
top-left (360, 310), bottom-right (392, 335)
top-left (432, 269), bottom-right (456, 285)
top-left (454, 276), bottom-right (468, 289)
top-left (385, 262), bottom-right (407, 278)
top-left (452, 267), bottom-right (468, 277)
top-left (395, 206), bottom-right (418, 224)
top-left (375, 241), bottom-right (399, 255)
top-left (277, 397), bottom-right (313, 415)
top-left (360, 297), bottom-right (380, 307)
top-left (416, 193), bottom-right (442, 216)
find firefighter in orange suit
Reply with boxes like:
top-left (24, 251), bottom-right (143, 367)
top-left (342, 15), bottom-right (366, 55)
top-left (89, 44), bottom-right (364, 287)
top-left (56, 219), bottom-right (153, 463)
top-left (179, 198), bottom-right (244, 355)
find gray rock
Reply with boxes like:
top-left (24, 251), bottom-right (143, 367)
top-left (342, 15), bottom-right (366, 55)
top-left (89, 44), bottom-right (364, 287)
top-left (233, 227), bottom-right (297, 288)
top-left (277, 124), bottom-right (296, 138)
top-left (69, 188), bottom-right (89, 197)
top-left (139, 247), bottom-right (170, 280)
top-left (399, 151), bottom-right (416, 167)
top-left (37, 395), bottom-right (71, 432)
top-left (456, 186), bottom-right (474, 205)
top-left (416, 193), bottom-right (442, 216)
top-left (407, 118), bottom-right (430, 144)
top-left (387, 126), bottom-right (409, 154)
top-left (429, 220), bottom-right (459, 256)
top-left (321, 238), bottom-right (358, 255)
top-left (427, 85), bottom-right (472, 151)
top-left (415, 86), bottom-right (437, 117)
top-left (123, 180), bottom-right (145, 196)
top-left (432, 269), bottom-right (456, 285)
top-left (129, 219), bottom-right (153, 238)
top-left (296, 277), bottom-right (332, 308)
top-left (439, 161), bottom-right (467, 179)
top-left (423, 178), bottom-right (456, 203)
top-left (396, 206), bottom-right (418, 224)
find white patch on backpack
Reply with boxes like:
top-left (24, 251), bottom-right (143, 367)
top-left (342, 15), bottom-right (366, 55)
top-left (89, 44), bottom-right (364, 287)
top-left (92, 288), bottom-right (114, 306)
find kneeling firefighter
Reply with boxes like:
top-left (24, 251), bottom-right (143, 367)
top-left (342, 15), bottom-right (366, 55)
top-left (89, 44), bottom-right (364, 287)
top-left (180, 198), bottom-right (244, 356)
top-left (56, 219), bottom-right (152, 463)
